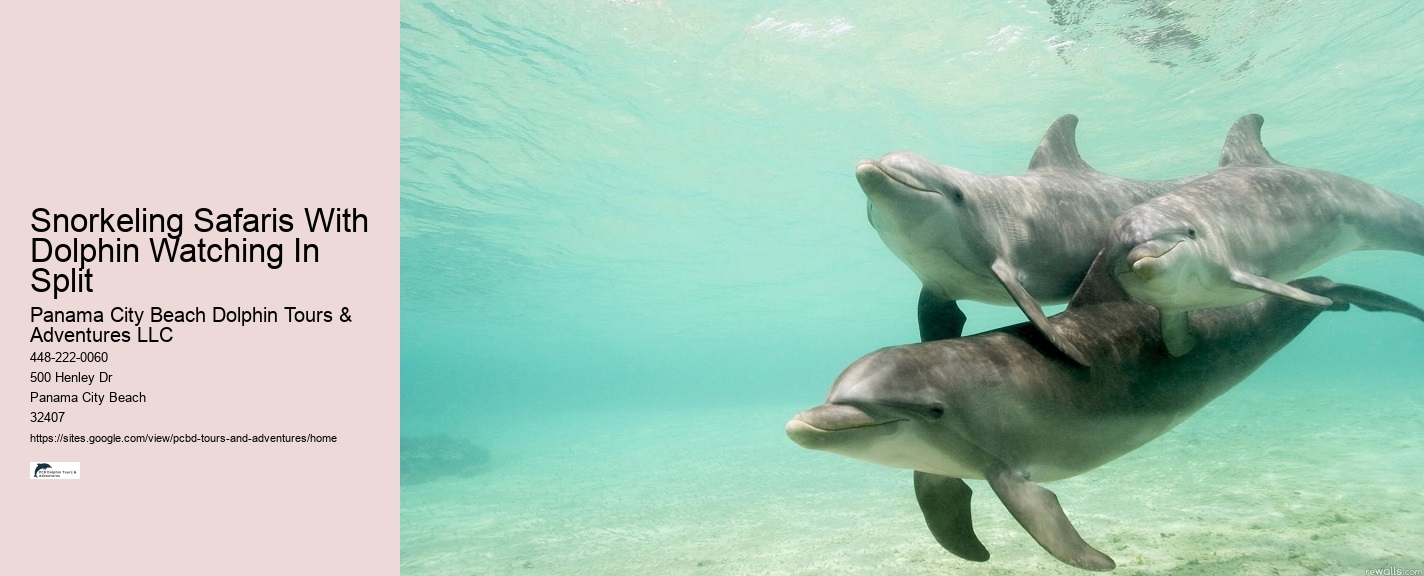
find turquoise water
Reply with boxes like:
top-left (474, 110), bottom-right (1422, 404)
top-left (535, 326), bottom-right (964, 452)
top-left (401, 2), bottom-right (1424, 573)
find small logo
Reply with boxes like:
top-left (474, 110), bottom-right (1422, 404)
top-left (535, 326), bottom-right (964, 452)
top-left (30, 461), bottom-right (80, 480)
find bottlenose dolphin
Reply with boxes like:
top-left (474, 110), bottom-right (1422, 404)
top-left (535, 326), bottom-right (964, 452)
top-left (1107, 114), bottom-right (1424, 355)
top-left (857, 114), bottom-right (1203, 365)
top-left (786, 254), bottom-right (1424, 571)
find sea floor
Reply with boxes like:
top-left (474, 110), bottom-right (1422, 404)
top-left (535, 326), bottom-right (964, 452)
top-left (400, 380), bottom-right (1424, 575)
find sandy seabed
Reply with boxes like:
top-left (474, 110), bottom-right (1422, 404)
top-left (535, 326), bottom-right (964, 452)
top-left (400, 381), bottom-right (1423, 575)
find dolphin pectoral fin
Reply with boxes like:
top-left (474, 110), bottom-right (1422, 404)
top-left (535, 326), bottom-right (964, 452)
top-left (985, 464), bottom-right (1115, 572)
top-left (1160, 309), bottom-right (1196, 356)
top-left (1228, 268), bottom-right (1333, 307)
top-left (991, 259), bottom-right (1092, 366)
top-left (918, 289), bottom-right (967, 342)
top-left (914, 471), bottom-right (990, 562)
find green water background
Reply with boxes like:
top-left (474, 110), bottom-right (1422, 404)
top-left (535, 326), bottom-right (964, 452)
top-left (400, 3), bottom-right (1424, 573)
top-left (402, 1), bottom-right (1424, 431)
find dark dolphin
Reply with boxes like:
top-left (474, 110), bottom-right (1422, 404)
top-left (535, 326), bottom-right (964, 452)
top-left (1107, 114), bottom-right (1424, 355)
top-left (33, 463), bottom-right (51, 477)
top-left (856, 114), bottom-right (1205, 365)
top-left (787, 253), bottom-right (1424, 570)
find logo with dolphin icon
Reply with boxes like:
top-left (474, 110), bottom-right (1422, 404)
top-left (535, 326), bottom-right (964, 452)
top-left (29, 461), bottom-right (80, 479)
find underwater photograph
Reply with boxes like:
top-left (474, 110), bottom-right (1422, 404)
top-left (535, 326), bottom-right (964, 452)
top-left (401, 2), bottom-right (1424, 574)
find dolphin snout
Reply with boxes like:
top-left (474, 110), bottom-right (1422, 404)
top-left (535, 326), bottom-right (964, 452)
top-left (857, 153), bottom-right (937, 194)
top-left (785, 418), bottom-right (822, 449)
top-left (786, 403), bottom-right (897, 449)
top-left (1131, 256), bottom-right (1162, 281)
top-left (855, 160), bottom-right (887, 189)
top-left (1126, 242), bottom-right (1176, 281)
top-left (790, 403), bottom-right (879, 432)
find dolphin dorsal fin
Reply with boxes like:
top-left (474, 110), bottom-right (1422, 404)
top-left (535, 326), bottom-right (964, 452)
top-left (1218, 114), bottom-right (1279, 168)
top-left (1028, 114), bottom-right (1094, 172)
top-left (1067, 250), bottom-right (1132, 309)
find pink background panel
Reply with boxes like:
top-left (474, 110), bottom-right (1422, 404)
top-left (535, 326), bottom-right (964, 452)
top-left (1, 2), bottom-right (397, 573)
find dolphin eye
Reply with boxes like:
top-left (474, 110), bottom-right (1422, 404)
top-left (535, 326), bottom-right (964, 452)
top-left (1186, 228), bottom-right (1198, 239)
top-left (946, 187), bottom-right (965, 205)
top-left (927, 403), bottom-right (945, 419)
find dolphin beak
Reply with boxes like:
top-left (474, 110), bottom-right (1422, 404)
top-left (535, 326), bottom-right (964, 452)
top-left (786, 403), bottom-right (896, 449)
top-left (784, 418), bottom-right (826, 449)
top-left (1126, 242), bottom-right (1174, 282)
top-left (855, 160), bottom-right (892, 194)
top-left (857, 153), bottom-right (937, 195)
top-left (1131, 255), bottom-right (1162, 281)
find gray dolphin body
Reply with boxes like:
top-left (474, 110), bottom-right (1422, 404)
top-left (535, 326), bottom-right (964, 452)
top-left (786, 255), bottom-right (1424, 571)
top-left (857, 115), bottom-right (1202, 364)
top-left (1107, 114), bottom-right (1424, 355)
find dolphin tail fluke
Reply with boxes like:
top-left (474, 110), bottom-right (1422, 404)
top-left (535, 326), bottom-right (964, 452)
top-left (991, 259), bottom-right (1093, 366)
top-left (1293, 277), bottom-right (1424, 322)
top-left (986, 463), bottom-right (1116, 572)
top-left (914, 471), bottom-right (990, 562)
top-left (918, 289), bottom-right (967, 342)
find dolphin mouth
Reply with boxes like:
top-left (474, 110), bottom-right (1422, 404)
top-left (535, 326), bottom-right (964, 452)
top-left (857, 159), bottom-right (936, 195)
top-left (1125, 241), bottom-right (1180, 282)
top-left (786, 404), bottom-right (905, 449)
